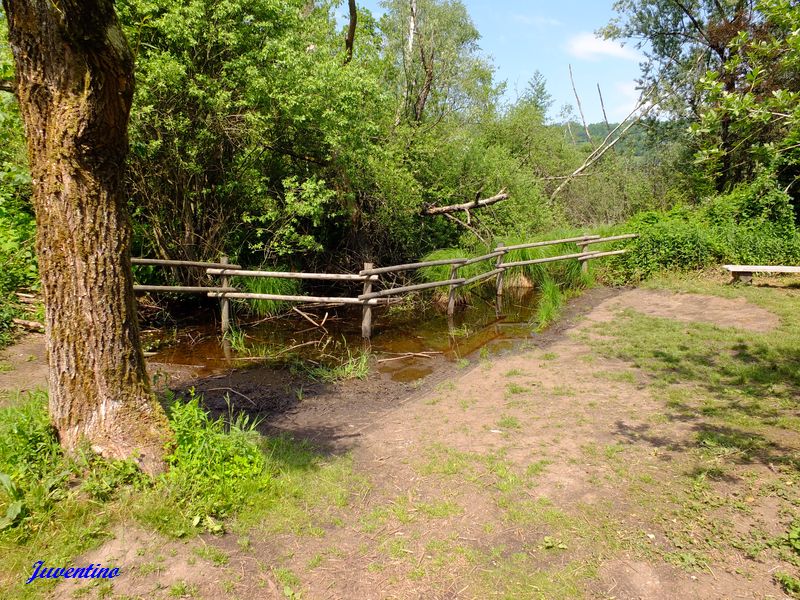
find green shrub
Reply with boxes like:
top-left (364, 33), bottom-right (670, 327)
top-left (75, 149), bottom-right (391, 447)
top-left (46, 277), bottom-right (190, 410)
top-left (607, 175), bottom-right (800, 283)
top-left (0, 193), bottom-right (37, 347)
top-left (152, 390), bottom-right (267, 529)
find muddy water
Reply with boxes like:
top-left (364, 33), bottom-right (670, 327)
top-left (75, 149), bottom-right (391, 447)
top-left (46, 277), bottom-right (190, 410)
top-left (147, 288), bottom-right (540, 382)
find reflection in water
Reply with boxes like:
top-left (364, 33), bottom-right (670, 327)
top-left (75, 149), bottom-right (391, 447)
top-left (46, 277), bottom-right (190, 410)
top-left (148, 287), bottom-right (540, 383)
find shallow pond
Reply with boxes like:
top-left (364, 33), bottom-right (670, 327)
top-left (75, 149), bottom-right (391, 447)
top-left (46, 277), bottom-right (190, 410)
top-left (146, 287), bottom-right (541, 382)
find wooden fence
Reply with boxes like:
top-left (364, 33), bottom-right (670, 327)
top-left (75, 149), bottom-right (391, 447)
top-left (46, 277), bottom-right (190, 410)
top-left (133, 233), bottom-right (637, 339)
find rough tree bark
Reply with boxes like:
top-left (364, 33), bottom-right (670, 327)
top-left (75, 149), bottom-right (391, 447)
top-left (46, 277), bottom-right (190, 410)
top-left (3, 0), bottom-right (172, 474)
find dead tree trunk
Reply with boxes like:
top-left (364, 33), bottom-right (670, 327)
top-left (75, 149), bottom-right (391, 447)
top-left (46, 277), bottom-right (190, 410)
top-left (3, 0), bottom-right (172, 474)
top-left (344, 0), bottom-right (357, 64)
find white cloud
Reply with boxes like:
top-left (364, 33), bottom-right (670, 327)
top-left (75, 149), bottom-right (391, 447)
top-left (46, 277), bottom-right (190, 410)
top-left (566, 33), bottom-right (641, 62)
top-left (609, 81), bottom-right (644, 120)
top-left (513, 14), bottom-right (562, 28)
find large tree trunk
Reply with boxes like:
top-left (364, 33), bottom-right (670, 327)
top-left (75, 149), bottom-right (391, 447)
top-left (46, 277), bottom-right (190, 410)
top-left (4, 0), bottom-right (172, 474)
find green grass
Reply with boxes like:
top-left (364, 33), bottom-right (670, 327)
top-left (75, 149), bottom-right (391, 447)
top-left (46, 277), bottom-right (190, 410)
top-left (302, 348), bottom-right (371, 383)
top-left (0, 390), bottom-right (363, 599)
top-left (505, 382), bottom-right (528, 395)
top-left (497, 415), bottom-right (521, 430)
top-left (583, 272), bottom-right (800, 581)
top-left (232, 271), bottom-right (301, 317)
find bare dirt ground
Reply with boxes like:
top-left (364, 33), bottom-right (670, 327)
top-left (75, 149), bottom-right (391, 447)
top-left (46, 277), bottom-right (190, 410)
top-left (4, 284), bottom-right (795, 599)
top-left (0, 332), bottom-right (47, 396)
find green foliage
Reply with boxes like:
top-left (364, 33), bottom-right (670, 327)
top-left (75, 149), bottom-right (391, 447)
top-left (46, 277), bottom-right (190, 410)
top-left (692, 0), bottom-right (800, 192)
top-left (776, 572), bottom-right (800, 598)
top-left (608, 175), bottom-right (800, 282)
top-left (0, 393), bottom-right (145, 541)
top-left (0, 391), bottom-right (361, 599)
top-left (233, 271), bottom-right (302, 318)
top-left (535, 279), bottom-right (565, 330)
top-left (302, 348), bottom-right (371, 383)
top-left (0, 20), bottom-right (36, 345)
top-left (150, 390), bottom-right (266, 531)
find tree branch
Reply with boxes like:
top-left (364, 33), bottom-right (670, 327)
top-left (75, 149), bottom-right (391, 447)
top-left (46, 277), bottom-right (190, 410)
top-left (421, 189), bottom-right (509, 216)
top-left (670, 0), bottom-right (713, 47)
top-left (569, 64), bottom-right (593, 146)
top-left (597, 83), bottom-right (610, 133)
top-left (442, 212), bottom-right (488, 245)
top-left (343, 0), bottom-right (357, 65)
top-left (549, 90), bottom-right (655, 201)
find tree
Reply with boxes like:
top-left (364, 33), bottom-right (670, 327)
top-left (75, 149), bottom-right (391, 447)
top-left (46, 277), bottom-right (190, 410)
top-left (603, 0), bottom-right (760, 188)
top-left (379, 0), bottom-right (496, 125)
top-left (3, 0), bottom-right (172, 474)
top-left (692, 0), bottom-right (800, 198)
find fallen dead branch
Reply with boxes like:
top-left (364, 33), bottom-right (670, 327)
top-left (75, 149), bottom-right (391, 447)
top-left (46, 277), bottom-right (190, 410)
top-left (377, 351), bottom-right (442, 364)
top-left (292, 306), bottom-right (328, 332)
top-left (205, 387), bottom-right (257, 407)
top-left (421, 189), bottom-right (509, 216)
top-left (12, 318), bottom-right (44, 332)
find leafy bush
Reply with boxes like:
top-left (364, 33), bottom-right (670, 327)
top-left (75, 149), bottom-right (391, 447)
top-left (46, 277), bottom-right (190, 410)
top-left (607, 175), bottom-right (800, 282)
top-left (0, 87), bottom-right (37, 346)
top-left (0, 389), bottom-right (272, 540)
top-left (149, 390), bottom-right (267, 531)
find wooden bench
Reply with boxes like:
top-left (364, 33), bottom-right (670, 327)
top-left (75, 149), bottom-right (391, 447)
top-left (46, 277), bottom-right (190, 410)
top-left (723, 265), bottom-right (800, 284)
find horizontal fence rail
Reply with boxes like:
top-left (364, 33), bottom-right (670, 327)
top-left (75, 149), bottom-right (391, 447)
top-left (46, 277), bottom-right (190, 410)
top-left (132, 258), bottom-right (241, 270)
top-left (497, 235), bottom-right (600, 253)
top-left (207, 291), bottom-right (390, 306)
top-left (134, 285), bottom-right (238, 294)
top-left (462, 251), bottom-right (505, 266)
top-left (502, 251), bottom-right (593, 269)
top-left (359, 278), bottom-right (467, 300)
top-left (462, 268), bottom-right (505, 286)
top-left (578, 249), bottom-right (629, 260)
top-left (133, 233), bottom-right (637, 339)
top-left (360, 257), bottom-right (467, 276)
top-left (583, 233), bottom-right (638, 246)
top-left (207, 268), bottom-right (373, 282)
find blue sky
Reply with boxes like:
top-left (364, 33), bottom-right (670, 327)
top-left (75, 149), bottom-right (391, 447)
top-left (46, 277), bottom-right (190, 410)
top-left (355, 0), bottom-right (645, 124)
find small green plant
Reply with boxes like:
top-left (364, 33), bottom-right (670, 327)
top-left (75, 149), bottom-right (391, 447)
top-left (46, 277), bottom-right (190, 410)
top-left (540, 536), bottom-right (567, 550)
top-left (505, 383), bottom-right (528, 395)
top-left (776, 572), bottom-right (800, 597)
top-left (223, 326), bottom-right (249, 354)
top-left (168, 581), bottom-right (198, 597)
top-left (304, 348), bottom-right (370, 383)
top-left (139, 390), bottom-right (266, 535)
top-left (497, 415), bottom-right (521, 430)
top-left (193, 544), bottom-right (229, 566)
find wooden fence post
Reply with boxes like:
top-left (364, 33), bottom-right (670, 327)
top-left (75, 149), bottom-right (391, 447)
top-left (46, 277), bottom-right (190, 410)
top-left (495, 243), bottom-right (505, 316)
top-left (579, 236), bottom-right (590, 274)
top-left (495, 243), bottom-right (505, 296)
top-left (362, 262), bottom-right (374, 340)
top-left (447, 264), bottom-right (459, 317)
top-left (220, 255), bottom-right (231, 336)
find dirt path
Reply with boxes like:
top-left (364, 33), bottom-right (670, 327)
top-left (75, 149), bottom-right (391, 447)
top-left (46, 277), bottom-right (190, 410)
top-left (33, 285), bottom-right (798, 598)
top-left (0, 332), bottom-right (47, 397)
